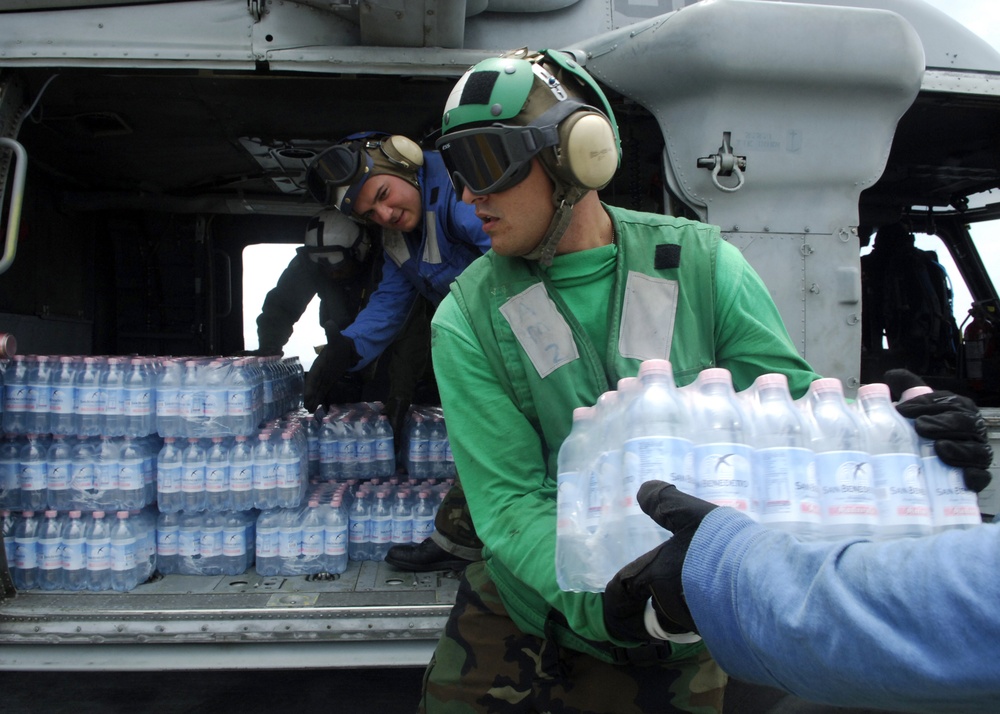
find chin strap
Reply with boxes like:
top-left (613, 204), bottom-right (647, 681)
top-left (523, 183), bottom-right (588, 266)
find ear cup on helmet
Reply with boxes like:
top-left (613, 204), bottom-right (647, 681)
top-left (556, 110), bottom-right (618, 190)
top-left (382, 135), bottom-right (425, 170)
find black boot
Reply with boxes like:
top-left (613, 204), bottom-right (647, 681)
top-left (385, 539), bottom-right (474, 572)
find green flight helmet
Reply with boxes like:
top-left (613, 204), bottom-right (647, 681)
top-left (437, 48), bottom-right (621, 264)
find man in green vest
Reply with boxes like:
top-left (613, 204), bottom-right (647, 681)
top-left (419, 49), bottom-right (821, 713)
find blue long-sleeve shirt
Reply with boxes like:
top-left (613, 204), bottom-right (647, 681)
top-left (343, 151), bottom-right (490, 368)
top-left (683, 508), bottom-right (1000, 713)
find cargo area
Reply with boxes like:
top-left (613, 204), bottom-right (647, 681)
top-left (1, 0), bottom-right (1000, 676)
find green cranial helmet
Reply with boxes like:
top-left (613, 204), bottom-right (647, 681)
top-left (438, 48), bottom-right (621, 265)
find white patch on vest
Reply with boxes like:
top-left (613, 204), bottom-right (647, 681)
top-left (620, 271), bottom-right (678, 360)
top-left (423, 212), bottom-right (442, 264)
top-left (383, 229), bottom-right (410, 268)
top-left (499, 283), bottom-right (580, 378)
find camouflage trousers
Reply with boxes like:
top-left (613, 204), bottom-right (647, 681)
top-left (419, 562), bottom-right (727, 714)
top-left (430, 479), bottom-right (485, 559)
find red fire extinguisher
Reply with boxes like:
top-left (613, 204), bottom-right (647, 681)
top-left (963, 303), bottom-right (997, 391)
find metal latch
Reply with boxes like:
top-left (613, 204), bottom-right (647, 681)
top-left (247, 0), bottom-right (262, 22)
top-left (697, 132), bottom-right (747, 193)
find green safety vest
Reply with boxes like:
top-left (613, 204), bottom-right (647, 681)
top-left (448, 205), bottom-right (722, 663)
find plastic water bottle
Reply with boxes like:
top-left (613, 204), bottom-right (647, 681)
top-left (255, 509), bottom-right (282, 576)
top-left (156, 511), bottom-right (180, 575)
top-left (179, 360), bottom-right (205, 437)
top-left (19, 433), bottom-right (49, 511)
top-left (323, 496), bottom-right (349, 574)
top-left (427, 416), bottom-right (448, 480)
top-left (686, 368), bottom-right (754, 515)
top-left (205, 436), bottom-right (231, 512)
top-left (228, 434), bottom-right (255, 512)
top-left (109, 511), bottom-right (139, 592)
top-left (13, 510), bottom-right (40, 590)
top-left (73, 357), bottom-right (103, 437)
top-left (85, 511), bottom-right (112, 591)
top-left (227, 358), bottom-right (257, 436)
top-left (620, 360), bottom-right (694, 559)
top-left (61, 510), bottom-right (88, 591)
top-left (353, 416), bottom-right (375, 480)
top-left (91, 435), bottom-right (120, 509)
top-left (156, 437), bottom-right (184, 513)
top-left (252, 431), bottom-right (278, 509)
top-left (177, 512), bottom-right (202, 575)
top-left (390, 490), bottom-right (413, 547)
top-left (275, 430), bottom-right (303, 508)
top-left (373, 414), bottom-right (395, 478)
top-left (348, 488), bottom-right (372, 561)
top-left (300, 500), bottom-right (325, 573)
top-left (222, 511), bottom-right (250, 575)
top-left (37, 510), bottom-right (65, 591)
top-left (68, 436), bottom-right (96, 511)
top-left (45, 434), bottom-right (73, 511)
top-left (856, 383), bottom-right (933, 539)
top-left (369, 490), bottom-right (392, 561)
top-left (198, 512), bottom-right (224, 576)
top-left (202, 359), bottom-right (229, 435)
top-left (1, 509), bottom-right (16, 573)
top-left (411, 490), bottom-right (436, 545)
top-left (799, 378), bottom-right (878, 539)
top-left (26, 355), bottom-right (54, 435)
top-left (100, 356), bottom-right (127, 437)
top-left (898, 385), bottom-right (983, 532)
top-left (156, 358), bottom-right (183, 437)
top-left (748, 373), bottom-right (823, 539)
top-left (277, 508), bottom-right (302, 573)
top-left (2, 354), bottom-right (29, 434)
top-left (0, 435), bottom-right (22, 508)
top-left (48, 355), bottom-right (78, 436)
top-left (318, 416), bottom-right (337, 482)
top-left (556, 406), bottom-right (599, 592)
top-left (407, 414), bottom-right (429, 479)
top-left (118, 436), bottom-right (147, 510)
top-left (123, 357), bottom-right (153, 437)
top-left (180, 437), bottom-right (208, 513)
top-left (336, 415), bottom-right (358, 481)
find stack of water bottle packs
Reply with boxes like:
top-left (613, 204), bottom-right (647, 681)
top-left (253, 477), bottom-right (450, 576)
top-left (256, 403), bottom-right (453, 575)
top-left (0, 352), bottom-right (305, 590)
top-left (556, 359), bottom-right (984, 593)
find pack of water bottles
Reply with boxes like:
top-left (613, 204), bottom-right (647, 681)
top-left (0, 353), bottom-right (304, 440)
top-left (316, 403), bottom-right (396, 482)
top-left (155, 355), bottom-right (303, 438)
top-left (0, 432), bottom-right (159, 511)
top-left (556, 360), bottom-right (984, 592)
top-left (157, 422), bottom-right (308, 514)
top-left (3, 507), bottom-right (157, 592)
top-left (400, 406), bottom-right (456, 480)
top-left (254, 478), bottom-right (449, 575)
top-left (155, 510), bottom-right (256, 576)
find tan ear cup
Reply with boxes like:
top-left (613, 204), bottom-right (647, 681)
top-left (557, 111), bottom-right (618, 190)
top-left (383, 135), bottom-right (425, 169)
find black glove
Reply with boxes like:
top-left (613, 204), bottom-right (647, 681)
top-left (884, 369), bottom-right (993, 493)
top-left (603, 481), bottom-right (717, 641)
top-left (304, 330), bottom-right (358, 412)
